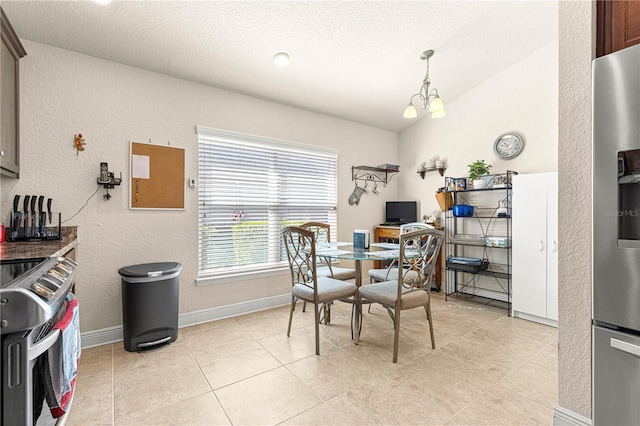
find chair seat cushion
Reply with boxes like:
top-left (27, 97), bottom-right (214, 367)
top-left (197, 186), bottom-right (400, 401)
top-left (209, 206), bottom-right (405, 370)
top-left (316, 266), bottom-right (356, 280)
top-left (357, 281), bottom-right (429, 310)
top-left (293, 277), bottom-right (356, 303)
top-left (368, 268), bottom-right (418, 283)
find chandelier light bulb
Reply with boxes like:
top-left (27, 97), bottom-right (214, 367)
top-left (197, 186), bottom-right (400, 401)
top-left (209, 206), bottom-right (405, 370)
top-left (431, 109), bottom-right (446, 119)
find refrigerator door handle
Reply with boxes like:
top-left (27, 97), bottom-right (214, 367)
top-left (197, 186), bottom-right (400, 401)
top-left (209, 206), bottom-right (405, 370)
top-left (611, 337), bottom-right (640, 357)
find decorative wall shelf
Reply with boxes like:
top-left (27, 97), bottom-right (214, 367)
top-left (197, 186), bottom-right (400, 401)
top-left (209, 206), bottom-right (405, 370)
top-left (417, 162), bottom-right (446, 178)
top-left (351, 165), bottom-right (398, 185)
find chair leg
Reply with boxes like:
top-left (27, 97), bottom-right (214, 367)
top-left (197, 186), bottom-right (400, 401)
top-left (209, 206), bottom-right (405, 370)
top-left (313, 301), bottom-right (321, 355)
top-left (425, 301), bottom-right (436, 349)
top-left (318, 302), bottom-right (332, 325)
top-left (354, 293), bottom-right (361, 345)
top-left (325, 302), bottom-right (332, 324)
top-left (287, 295), bottom-right (296, 337)
top-left (392, 308), bottom-right (401, 363)
top-left (302, 300), bottom-right (307, 312)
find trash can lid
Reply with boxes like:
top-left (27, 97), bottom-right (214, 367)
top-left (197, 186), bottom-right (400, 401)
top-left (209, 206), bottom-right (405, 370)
top-left (118, 262), bottom-right (182, 278)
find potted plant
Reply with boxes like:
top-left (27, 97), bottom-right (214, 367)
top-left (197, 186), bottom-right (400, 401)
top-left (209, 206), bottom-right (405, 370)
top-left (468, 160), bottom-right (492, 189)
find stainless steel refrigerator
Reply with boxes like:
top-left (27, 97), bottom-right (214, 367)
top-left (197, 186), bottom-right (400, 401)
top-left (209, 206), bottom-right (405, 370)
top-left (593, 44), bottom-right (640, 425)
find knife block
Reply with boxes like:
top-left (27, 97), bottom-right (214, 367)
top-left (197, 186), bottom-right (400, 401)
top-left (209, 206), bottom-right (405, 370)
top-left (7, 212), bottom-right (61, 242)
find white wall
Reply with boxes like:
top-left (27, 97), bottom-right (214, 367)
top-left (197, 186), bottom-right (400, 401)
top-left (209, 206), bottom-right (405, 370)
top-left (557, 1), bottom-right (594, 420)
top-left (398, 41), bottom-right (558, 219)
top-left (0, 41), bottom-right (398, 332)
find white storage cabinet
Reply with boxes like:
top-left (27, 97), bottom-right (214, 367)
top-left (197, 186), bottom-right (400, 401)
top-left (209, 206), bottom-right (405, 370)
top-left (512, 172), bottom-right (558, 326)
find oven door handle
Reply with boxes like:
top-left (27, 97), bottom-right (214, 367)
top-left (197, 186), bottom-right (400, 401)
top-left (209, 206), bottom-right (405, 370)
top-left (30, 328), bottom-right (60, 361)
top-left (29, 293), bottom-right (77, 361)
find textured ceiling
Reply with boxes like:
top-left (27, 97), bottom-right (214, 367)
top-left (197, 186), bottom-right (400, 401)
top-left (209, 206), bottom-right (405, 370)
top-left (2, 1), bottom-right (558, 132)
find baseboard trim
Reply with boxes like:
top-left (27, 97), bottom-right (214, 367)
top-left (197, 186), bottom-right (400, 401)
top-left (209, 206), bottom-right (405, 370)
top-left (554, 406), bottom-right (592, 426)
top-left (80, 325), bottom-right (123, 349)
top-left (512, 310), bottom-right (558, 328)
top-left (80, 293), bottom-right (291, 349)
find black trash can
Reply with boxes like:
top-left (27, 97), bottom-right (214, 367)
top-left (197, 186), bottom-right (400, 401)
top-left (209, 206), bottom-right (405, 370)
top-left (118, 262), bottom-right (182, 352)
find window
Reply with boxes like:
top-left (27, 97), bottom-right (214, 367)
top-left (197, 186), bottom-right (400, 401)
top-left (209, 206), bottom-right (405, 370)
top-left (197, 126), bottom-right (338, 281)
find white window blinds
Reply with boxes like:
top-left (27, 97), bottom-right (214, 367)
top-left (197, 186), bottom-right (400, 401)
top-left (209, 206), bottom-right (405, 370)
top-left (197, 127), bottom-right (338, 277)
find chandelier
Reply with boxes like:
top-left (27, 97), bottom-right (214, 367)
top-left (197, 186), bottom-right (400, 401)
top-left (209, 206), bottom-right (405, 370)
top-left (403, 49), bottom-right (445, 119)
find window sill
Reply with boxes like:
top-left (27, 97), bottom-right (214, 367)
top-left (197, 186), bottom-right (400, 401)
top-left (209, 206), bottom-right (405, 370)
top-left (196, 266), bottom-right (290, 286)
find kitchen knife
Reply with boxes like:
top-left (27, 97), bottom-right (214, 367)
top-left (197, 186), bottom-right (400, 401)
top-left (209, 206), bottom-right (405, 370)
top-left (11, 195), bottom-right (21, 240)
top-left (30, 195), bottom-right (37, 238)
top-left (22, 195), bottom-right (30, 237)
top-left (38, 196), bottom-right (45, 236)
top-left (47, 198), bottom-right (52, 224)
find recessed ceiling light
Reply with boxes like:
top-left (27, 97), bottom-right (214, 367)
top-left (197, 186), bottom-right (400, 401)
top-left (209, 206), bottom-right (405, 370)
top-left (93, 0), bottom-right (112, 5)
top-left (273, 52), bottom-right (290, 67)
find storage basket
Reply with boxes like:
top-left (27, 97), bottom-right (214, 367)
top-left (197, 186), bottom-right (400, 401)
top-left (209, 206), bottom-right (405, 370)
top-left (436, 191), bottom-right (453, 211)
top-left (452, 204), bottom-right (474, 217)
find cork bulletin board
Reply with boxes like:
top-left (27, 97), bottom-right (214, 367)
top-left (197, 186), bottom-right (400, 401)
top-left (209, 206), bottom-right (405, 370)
top-left (130, 142), bottom-right (185, 210)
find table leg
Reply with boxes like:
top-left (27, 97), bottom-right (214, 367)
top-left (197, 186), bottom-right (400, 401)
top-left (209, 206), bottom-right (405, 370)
top-left (353, 260), bottom-right (362, 344)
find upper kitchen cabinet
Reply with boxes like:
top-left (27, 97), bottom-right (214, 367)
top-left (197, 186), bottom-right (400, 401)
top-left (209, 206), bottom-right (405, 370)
top-left (1, 8), bottom-right (27, 178)
top-left (597, 0), bottom-right (640, 57)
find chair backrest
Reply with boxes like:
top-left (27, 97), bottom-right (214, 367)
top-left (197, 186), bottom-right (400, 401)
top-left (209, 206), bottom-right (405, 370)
top-left (397, 228), bottom-right (443, 292)
top-left (400, 222), bottom-right (435, 252)
top-left (299, 222), bottom-right (332, 267)
top-left (400, 222), bottom-right (434, 233)
top-left (282, 226), bottom-right (317, 289)
top-left (299, 222), bottom-right (330, 243)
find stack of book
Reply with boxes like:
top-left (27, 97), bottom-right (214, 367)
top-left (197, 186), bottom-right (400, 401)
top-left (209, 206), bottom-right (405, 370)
top-left (377, 163), bottom-right (399, 171)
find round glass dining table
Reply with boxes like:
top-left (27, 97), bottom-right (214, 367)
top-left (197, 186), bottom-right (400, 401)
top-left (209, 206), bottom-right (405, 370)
top-left (314, 242), bottom-right (418, 342)
top-left (315, 242), bottom-right (402, 287)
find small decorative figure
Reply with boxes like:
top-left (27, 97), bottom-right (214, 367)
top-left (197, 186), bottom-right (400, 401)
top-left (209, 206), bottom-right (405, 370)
top-left (74, 133), bottom-right (86, 156)
top-left (232, 209), bottom-right (244, 221)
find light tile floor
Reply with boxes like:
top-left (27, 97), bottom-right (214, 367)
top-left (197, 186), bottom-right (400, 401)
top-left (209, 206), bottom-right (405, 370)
top-left (65, 292), bottom-right (558, 425)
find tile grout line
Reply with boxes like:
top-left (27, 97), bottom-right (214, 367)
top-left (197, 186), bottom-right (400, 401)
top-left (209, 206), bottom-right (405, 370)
top-left (427, 315), bottom-right (489, 426)
top-left (181, 331), bottom-right (236, 425)
top-left (439, 318), bottom-right (558, 425)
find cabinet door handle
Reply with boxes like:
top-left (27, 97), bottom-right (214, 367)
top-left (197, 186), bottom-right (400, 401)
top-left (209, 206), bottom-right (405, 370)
top-left (552, 240), bottom-right (557, 252)
top-left (539, 239), bottom-right (544, 251)
top-left (611, 338), bottom-right (640, 357)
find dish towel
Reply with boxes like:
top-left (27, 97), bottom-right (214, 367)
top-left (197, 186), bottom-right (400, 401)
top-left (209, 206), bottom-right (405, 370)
top-left (44, 295), bottom-right (81, 418)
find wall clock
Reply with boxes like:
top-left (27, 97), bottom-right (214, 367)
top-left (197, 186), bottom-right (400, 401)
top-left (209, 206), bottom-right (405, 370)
top-left (493, 133), bottom-right (524, 160)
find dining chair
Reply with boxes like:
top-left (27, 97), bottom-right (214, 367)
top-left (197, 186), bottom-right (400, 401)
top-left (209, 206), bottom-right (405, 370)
top-left (368, 222), bottom-right (434, 283)
top-left (299, 222), bottom-right (356, 321)
top-left (299, 222), bottom-right (356, 280)
top-left (282, 226), bottom-right (357, 355)
top-left (356, 227), bottom-right (443, 363)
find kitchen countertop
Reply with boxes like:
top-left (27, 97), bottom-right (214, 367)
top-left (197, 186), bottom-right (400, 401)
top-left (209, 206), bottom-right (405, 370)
top-left (1, 226), bottom-right (77, 261)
